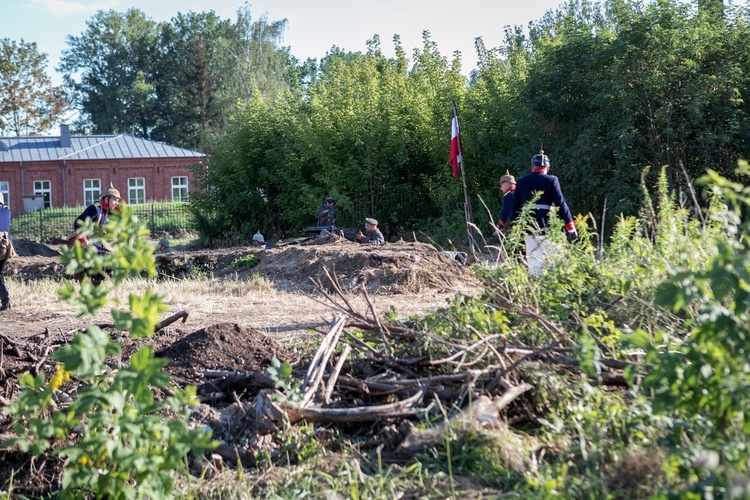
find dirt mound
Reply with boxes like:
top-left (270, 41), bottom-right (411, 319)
top-left (254, 240), bottom-right (473, 293)
top-left (3, 240), bottom-right (476, 295)
top-left (4, 255), bottom-right (67, 280)
top-left (10, 239), bottom-right (60, 257)
top-left (157, 323), bottom-right (291, 378)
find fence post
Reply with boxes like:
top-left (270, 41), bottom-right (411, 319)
top-left (151, 203), bottom-right (155, 232)
top-left (39, 209), bottom-right (43, 241)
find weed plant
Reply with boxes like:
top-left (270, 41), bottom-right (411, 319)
top-left (3, 205), bottom-right (217, 499)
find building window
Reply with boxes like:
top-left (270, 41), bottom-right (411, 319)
top-left (171, 176), bottom-right (189, 201)
top-left (33, 180), bottom-right (52, 209)
top-left (0, 181), bottom-right (8, 207)
top-left (83, 179), bottom-right (101, 206)
top-left (128, 178), bottom-right (145, 204)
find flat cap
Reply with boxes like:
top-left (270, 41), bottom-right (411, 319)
top-left (365, 217), bottom-right (378, 225)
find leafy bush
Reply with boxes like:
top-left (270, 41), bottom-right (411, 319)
top-left (4, 205), bottom-right (217, 499)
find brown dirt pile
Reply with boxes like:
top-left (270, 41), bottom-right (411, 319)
top-left (4, 239), bottom-right (474, 295)
top-left (254, 239), bottom-right (473, 293)
top-left (155, 322), bottom-right (292, 379)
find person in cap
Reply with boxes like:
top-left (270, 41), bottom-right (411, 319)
top-left (72, 183), bottom-right (121, 253)
top-left (355, 217), bottom-right (384, 245)
top-left (157, 237), bottom-right (174, 254)
top-left (252, 231), bottom-right (274, 249)
top-left (498, 170), bottom-right (517, 231)
top-left (0, 192), bottom-right (15, 311)
top-left (315, 196), bottom-right (338, 227)
top-left (512, 150), bottom-right (577, 275)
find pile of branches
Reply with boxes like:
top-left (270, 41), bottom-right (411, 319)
top-left (194, 268), bottom-right (635, 466)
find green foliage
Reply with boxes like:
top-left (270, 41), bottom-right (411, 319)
top-left (230, 253), bottom-right (260, 270)
top-left (192, 33), bottom-right (467, 240)
top-left (419, 424), bottom-right (529, 489)
top-left (635, 163), bottom-right (750, 488)
top-left (3, 204), bottom-right (217, 499)
top-left (59, 5), bottom-right (295, 148)
top-left (0, 38), bottom-right (69, 135)
top-left (266, 356), bottom-right (302, 404)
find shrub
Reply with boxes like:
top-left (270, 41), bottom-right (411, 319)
top-left (4, 205), bottom-right (217, 499)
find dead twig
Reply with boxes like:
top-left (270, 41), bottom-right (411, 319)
top-left (280, 386), bottom-right (425, 423)
top-left (324, 344), bottom-right (351, 404)
top-left (395, 383), bottom-right (532, 457)
top-left (155, 310), bottom-right (188, 332)
top-left (32, 344), bottom-right (53, 376)
top-left (300, 316), bottom-right (346, 407)
top-left (361, 283), bottom-right (392, 357)
top-left (0, 333), bottom-right (25, 358)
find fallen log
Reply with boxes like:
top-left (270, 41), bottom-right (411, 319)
top-left (279, 387), bottom-right (424, 424)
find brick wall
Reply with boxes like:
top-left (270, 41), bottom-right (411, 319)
top-left (0, 158), bottom-right (204, 213)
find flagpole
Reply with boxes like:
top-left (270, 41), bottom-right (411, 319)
top-left (452, 101), bottom-right (479, 258)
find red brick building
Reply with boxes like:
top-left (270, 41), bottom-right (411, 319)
top-left (0, 125), bottom-right (205, 214)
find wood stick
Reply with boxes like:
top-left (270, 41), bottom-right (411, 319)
top-left (361, 283), bottom-right (392, 357)
top-left (0, 333), bottom-right (24, 358)
top-left (324, 344), bottom-right (351, 404)
top-left (155, 310), bottom-right (188, 332)
top-left (280, 387), bottom-right (424, 424)
top-left (300, 316), bottom-right (346, 407)
top-left (395, 383), bottom-right (532, 457)
top-left (32, 344), bottom-right (53, 376)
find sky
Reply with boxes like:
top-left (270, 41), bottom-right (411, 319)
top-left (1, 0), bottom-right (570, 85)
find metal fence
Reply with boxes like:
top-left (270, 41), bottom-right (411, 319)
top-left (10, 202), bottom-right (194, 241)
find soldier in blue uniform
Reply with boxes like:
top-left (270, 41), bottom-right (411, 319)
top-left (73, 184), bottom-right (121, 252)
top-left (512, 150), bottom-right (577, 274)
top-left (0, 192), bottom-right (14, 311)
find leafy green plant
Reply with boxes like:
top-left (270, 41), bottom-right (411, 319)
top-left (266, 356), bottom-right (302, 404)
top-left (4, 205), bottom-right (217, 499)
top-left (231, 253), bottom-right (261, 270)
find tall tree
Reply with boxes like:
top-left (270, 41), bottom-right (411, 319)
top-left (153, 11), bottom-right (233, 152)
top-left (223, 4), bottom-right (297, 102)
top-left (0, 38), bottom-right (69, 136)
top-left (58, 9), bottom-right (159, 135)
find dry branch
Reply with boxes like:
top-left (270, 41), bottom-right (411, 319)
top-left (279, 387), bottom-right (424, 423)
top-left (324, 344), bottom-right (351, 404)
top-left (300, 316), bottom-right (346, 407)
top-left (155, 310), bottom-right (188, 332)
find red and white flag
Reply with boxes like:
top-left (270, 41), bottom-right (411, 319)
top-left (449, 104), bottom-right (461, 178)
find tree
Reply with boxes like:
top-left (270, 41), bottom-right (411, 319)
top-left (153, 11), bottom-right (233, 152)
top-left (0, 38), bottom-right (69, 136)
top-left (58, 9), bottom-right (159, 135)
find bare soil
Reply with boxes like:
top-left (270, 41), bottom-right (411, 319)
top-left (0, 238), bottom-right (481, 496)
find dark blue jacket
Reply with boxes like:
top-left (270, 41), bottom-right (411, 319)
top-left (74, 202), bottom-right (109, 231)
top-left (512, 171), bottom-right (574, 230)
top-left (498, 188), bottom-right (516, 228)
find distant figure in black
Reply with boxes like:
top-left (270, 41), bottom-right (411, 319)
top-left (315, 197), bottom-right (338, 227)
